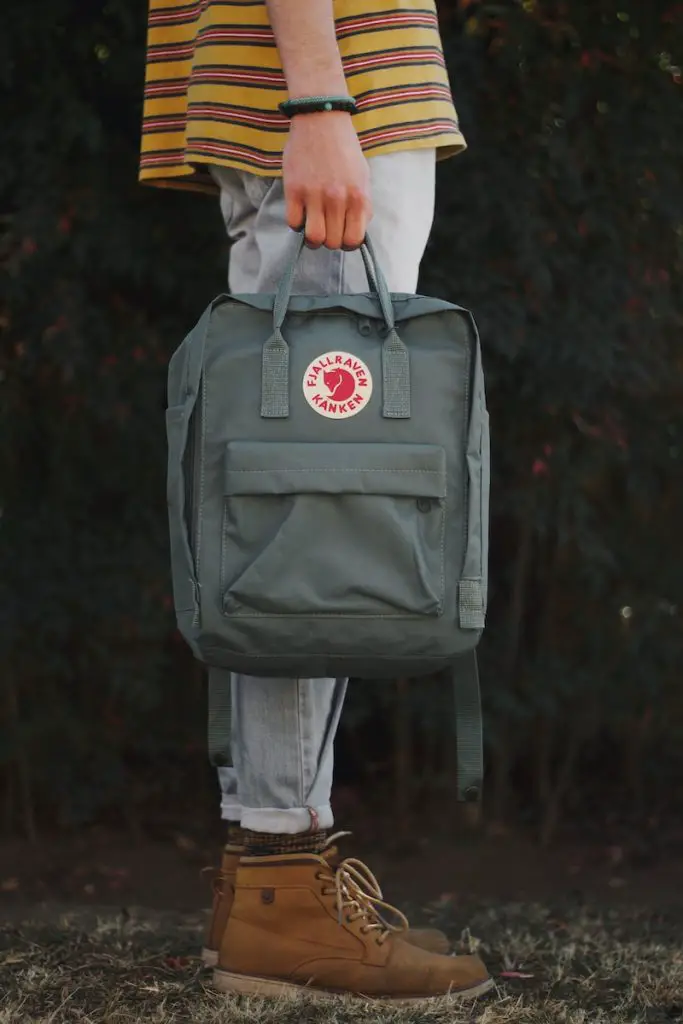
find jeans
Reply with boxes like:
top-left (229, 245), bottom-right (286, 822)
top-left (209, 149), bottom-right (436, 833)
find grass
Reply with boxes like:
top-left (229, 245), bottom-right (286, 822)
top-left (1, 900), bottom-right (682, 1023)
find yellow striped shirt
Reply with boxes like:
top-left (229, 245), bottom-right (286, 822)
top-left (140, 0), bottom-right (466, 191)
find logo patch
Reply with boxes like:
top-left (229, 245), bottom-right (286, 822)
top-left (303, 351), bottom-right (373, 419)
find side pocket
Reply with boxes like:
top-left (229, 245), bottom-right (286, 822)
top-left (165, 406), bottom-right (199, 618)
top-left (480, 409), bottom-right (490, 609)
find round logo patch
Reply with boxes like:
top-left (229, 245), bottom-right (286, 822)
top-left (303, 351), bottom-right (373, 419)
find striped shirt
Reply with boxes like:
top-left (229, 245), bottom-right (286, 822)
top-left (140, 0), bottom-right (466, 190)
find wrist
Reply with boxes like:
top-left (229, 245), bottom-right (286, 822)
top-left (280, 95), bottom-right (356, 118)
top-left (284, 72), bottom-right (348, 97)
top-left (290, 109), bottom-right (353, 125)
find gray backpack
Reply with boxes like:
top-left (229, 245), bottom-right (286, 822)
top-left (165, 237), bottom-right (490, 800)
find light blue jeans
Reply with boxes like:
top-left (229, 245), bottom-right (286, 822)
top-left (209, 149), bottom-right (436, 833)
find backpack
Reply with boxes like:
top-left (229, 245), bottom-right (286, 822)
top-left (165, 236), bottom-right (490, 800)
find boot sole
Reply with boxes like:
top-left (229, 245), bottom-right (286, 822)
top-left (213, 968), bottom-right (495, 1004)
top-left (202, 947), bottom-right (218, 968)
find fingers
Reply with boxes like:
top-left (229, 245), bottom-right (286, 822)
top-left (287, 187), bottom-right (372, 250)
top-left (322, 187), bottom-right (346, 251)
top-left (285, 192), bottom-right (306, 235)
top-left (342, 187), bottom-right (371, 250)
top-left (303, 197), bottom-right (326, 249)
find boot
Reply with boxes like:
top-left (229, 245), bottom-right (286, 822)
top-left (203, 842), bottom-right (450, 964)
top-left (214, 848), bottom-right (492, 1002)
top-left (202, 845), bottom-right (241, 967)
top-left (322, 841), bottom-right (450, 955)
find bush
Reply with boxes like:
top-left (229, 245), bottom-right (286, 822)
top-left (1, 0), bottom-right (681, 840)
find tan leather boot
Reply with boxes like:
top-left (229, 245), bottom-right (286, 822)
top-left (202, 845), bottom-right (241, 967)
top-left (203, 843), bottom-right (449, 965)
top-left (213, 849), bottom-right (492, 1002)
top-left (322, 844), bottom-right (450, 955)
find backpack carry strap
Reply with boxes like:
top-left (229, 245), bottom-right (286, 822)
top-left (454, 651), bottom-right (484, 802)
top-left (261, 232), bottom-right (410, 420)
top-left (183, 293), bottom-right (230, 405)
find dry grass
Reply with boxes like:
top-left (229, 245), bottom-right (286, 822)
top-left (1, 901), bottom-right (681, 1023)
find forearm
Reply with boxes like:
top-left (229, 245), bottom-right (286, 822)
top-left (266, 0), bottom-right (348, 97)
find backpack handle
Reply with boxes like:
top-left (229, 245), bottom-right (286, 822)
top-left (262, 234), bottom-right (410, 420)
top-left (272, 233), bottom-right (395, 333)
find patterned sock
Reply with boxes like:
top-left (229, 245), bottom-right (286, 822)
top-left (242, 829), bottom-right (328, 857)
top-left (225, 823), bottom-right (246, 849)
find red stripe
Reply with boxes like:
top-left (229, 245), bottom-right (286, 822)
top-left (143, 117), bottom-right (188, 130)
top-left (337, 12), bottom-right (437, 34)
top-left (149, 11), bottom-right (200, 26)
top-left (187, 141), bottom-right (283, 168)
top-left (361, 120), bottom-right (458, 145)
top-left (148, 45), bottom-right (195, 60)
top-left (198, 28), bottom-right (275, 43)
top-left (188, 105), bottom-right (286, 126)
top-left (144, 68), bottom-right (285, 99)
top-left (149, 3), bottom-right (199, 21)
top-left (356, 86), bottom-right (452, 108)
top-left (140, 151), bottom-right (186, 166)
top-left (145, 81), bottom-right (189, 96)
top-left (191, 67), bottom-right (286, 85)
top-left (148, 1), bottom-right (205, 25)
top-left (345, 49), bottom-right (444, 72)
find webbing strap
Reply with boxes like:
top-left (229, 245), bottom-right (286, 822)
top-left (459, 578), bottom-right (486, 630)
top-left (260, 327), bottom-right (290, 418)
top-left (454, 651), bottom-right (484, 802)
top-left (207, 667), bottom-right (233, 768)
top-left (382, 329), bottom-right (411, 419)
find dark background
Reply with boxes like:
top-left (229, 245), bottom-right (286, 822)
top-left (1, 0), bottom-right (682, 896)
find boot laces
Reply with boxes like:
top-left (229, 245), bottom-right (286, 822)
top-left (318, 832), bottom-right (409, 946)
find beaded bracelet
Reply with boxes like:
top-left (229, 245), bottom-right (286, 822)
top-left (279, 95), bottom-right (357, 118)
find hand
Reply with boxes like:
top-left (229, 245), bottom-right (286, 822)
top-left (282, 111), bottom-right (372, 250)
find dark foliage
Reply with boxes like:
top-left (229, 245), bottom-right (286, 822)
top-left (1, 0), bottom-right (681, 840)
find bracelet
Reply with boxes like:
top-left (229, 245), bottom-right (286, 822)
top-left (279, 95), bottom-right (357, 118)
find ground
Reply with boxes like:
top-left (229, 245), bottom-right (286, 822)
top-left (1, 830), bottom-right (682, 1022)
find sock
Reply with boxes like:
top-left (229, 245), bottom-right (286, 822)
top-left (225, 823), bottom-right (246, 849)
top-left (243, 829), bottom-right (328, 857)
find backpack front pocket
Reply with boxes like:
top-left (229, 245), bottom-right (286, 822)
top-left (220, 441), bottom-right (447, 618)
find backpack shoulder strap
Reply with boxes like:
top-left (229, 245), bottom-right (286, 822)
top-left (454, 651), bottom-right (484, 802)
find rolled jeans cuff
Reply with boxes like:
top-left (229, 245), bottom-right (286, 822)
top-left (220, 798), bottom-right (243, 822)
top-left (218, 766), bottom-right (241, 822)
top-left (240, 804), bottom-right (334, 834)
